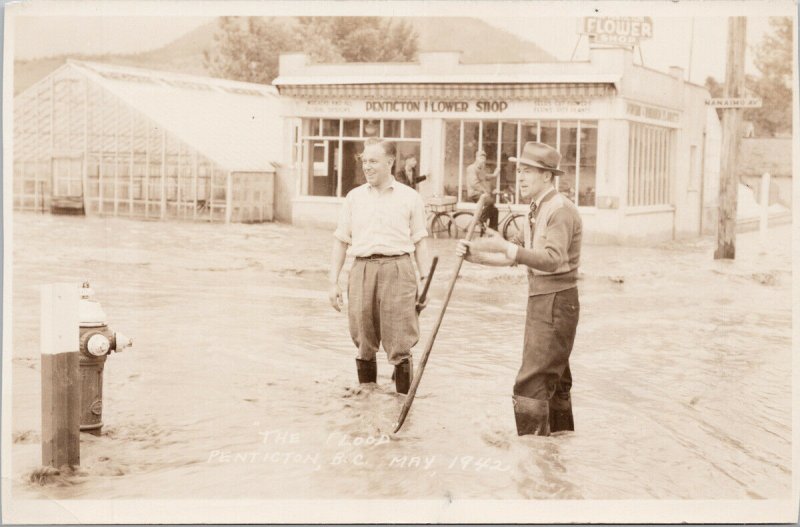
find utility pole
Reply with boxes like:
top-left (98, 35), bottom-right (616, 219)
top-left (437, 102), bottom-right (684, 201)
top-left (714, 17), bottom-right (747, 260)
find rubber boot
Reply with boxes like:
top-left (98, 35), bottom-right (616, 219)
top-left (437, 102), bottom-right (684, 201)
top-left (548, 392), bottom-right (574, 433)
top-left (355, 358), bottom-right (377, 384)
top-left (512, 395), bottom-right (550, 436)
top-left (394, 358), bottom-right (414, 394)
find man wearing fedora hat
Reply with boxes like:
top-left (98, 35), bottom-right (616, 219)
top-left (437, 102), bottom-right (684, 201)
top-left (457, 142), bottom-right (582, 437)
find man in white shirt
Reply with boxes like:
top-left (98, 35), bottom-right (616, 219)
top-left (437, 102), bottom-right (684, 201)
top-left (329, 138), bottom-right (432, 393)
top-left (465, 150), bottom-right (500, 230)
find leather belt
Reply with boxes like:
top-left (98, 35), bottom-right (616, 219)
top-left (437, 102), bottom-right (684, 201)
top-left (355, 253), bottom-right (408, 261)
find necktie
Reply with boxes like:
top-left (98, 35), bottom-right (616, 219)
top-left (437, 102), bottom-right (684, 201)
top-left (528, 200), bottom-right (537, 223)
top-left (527, 201), bottom-right (537, 248)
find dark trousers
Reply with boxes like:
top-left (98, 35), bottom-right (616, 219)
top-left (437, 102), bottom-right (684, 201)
top-left (468, 194), bottom-right (499, 231)
top-left (514, 288), bottom-right (579, 405)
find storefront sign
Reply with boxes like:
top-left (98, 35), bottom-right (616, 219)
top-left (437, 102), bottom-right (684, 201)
top-left (365, 100), bottom-right (509, 113)
top-left (289, 98), bottom-right (603, 118)
top-left (705, 97), bottom-right (762, 108)
top-left (532, 100), bottom-right (590, 114)
top-left (626, 102), bottom-right (680, 123)
top-left (581, 17), bottom-right (653, 46)
top-left (305, 99), bottom-right (354, 113)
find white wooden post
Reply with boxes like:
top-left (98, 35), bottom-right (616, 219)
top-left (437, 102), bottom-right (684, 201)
top-left (41, 283), bottom-right (81, 468)
top-left (225, 171), bottom-right (233, 224)
top-left (760, 172), bottom-right (771, 247)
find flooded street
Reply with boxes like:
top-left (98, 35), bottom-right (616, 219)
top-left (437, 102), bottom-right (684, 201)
top-left (9, 212), bottom-right (792, 500)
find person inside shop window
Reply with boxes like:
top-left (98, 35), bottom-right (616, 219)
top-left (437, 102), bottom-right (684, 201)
top-left (395, 156), bottom-right (426, 190)
top-left (466, 150), bottom-right (500, 230)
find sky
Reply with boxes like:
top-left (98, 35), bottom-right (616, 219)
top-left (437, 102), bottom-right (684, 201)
top-left (10, 12), bottom-right (784, 84)
top-left (13, 16), bottom-right (214, 60)
top-left (484, 17), bottom-right (774, 84)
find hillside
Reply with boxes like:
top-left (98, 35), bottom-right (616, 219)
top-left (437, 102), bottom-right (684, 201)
top-left (14, 17), bottom-right (554, 95)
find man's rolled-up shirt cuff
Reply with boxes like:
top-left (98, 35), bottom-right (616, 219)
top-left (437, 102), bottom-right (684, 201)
top-left (411, 230), bottom-right (429, 243)
top-left (333, 230), bottom-right (352, 244)
top-left (505, 242), bottom-right (519, 262)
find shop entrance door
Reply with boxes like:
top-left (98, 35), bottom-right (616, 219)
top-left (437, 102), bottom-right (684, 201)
top-left (307, 140), bottom-right (338, 197)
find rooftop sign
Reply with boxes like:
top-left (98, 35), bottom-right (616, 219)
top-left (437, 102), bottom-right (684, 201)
top-left (581, 17), bottom-right (653, 46)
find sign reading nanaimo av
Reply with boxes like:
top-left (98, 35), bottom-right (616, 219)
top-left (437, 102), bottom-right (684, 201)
top-left (705, 98), bottom-right (762, 108)
top-left (581, 17), bottom-right (653, 45)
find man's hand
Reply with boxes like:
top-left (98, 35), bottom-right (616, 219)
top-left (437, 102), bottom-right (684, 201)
top-left (456, 240), bottom-right (474, 262)
top-left (329, 283), bottom-right (344, 312)
top-left (415, 295), bottom-right (429, 314)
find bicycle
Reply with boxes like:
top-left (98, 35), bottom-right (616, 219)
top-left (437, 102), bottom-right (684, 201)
top-left (452, 191), bottom-right (527, 241)
top-left (425, 196), bottom-right (457, 239)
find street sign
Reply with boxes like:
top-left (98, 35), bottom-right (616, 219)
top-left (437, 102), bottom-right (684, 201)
top-left (580, 17), bottom-right (653, 46)
top-left (705, 98), bottom-right (763, 108)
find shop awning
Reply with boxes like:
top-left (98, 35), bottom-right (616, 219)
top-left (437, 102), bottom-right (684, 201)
top-left (277, 83), bottom-right (615, 101)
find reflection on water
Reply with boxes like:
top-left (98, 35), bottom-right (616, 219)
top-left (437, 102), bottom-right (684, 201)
top-left (10, 213), bottom-right (792, 499)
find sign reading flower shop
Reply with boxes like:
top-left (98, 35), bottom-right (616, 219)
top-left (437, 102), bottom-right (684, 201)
top-left (580, 17), bottom-right (654, 46)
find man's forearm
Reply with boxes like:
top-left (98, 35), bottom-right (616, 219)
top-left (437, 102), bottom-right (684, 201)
top-left (329, 240), bottom-right (348, 285)
top-left (414, 238), bottom-right (432, 278)
top-left (471, 252), bottom-right (515, 267)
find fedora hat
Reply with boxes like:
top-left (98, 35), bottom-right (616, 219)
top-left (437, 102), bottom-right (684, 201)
top-left (509, 142), bottom-right (564, 175)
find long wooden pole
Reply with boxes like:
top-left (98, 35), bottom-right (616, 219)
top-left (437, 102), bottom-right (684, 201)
top-left (393, 195), bottom-right (489, 433)
top-left (41, 283), bottom-right (81, 468)
top-left (714, 17), bottom-right (747, 260)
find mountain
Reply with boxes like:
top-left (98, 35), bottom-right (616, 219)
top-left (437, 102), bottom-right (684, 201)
top-left (412, 17), bottom-right (554, 64)
top-left (14, 17), bottom-right (555, 95)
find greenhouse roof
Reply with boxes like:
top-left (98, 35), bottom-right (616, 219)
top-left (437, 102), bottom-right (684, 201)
top-left (68, 60), bottom-right (281, 172)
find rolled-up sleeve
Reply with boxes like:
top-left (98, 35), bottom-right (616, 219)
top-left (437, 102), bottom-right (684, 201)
top-left (410, 194), bottom-right (428, 243)
top-left (333, 195), bottom-right (352, 244)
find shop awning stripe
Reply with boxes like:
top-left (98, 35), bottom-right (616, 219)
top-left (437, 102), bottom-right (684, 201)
top-left (278, 83), bottom-right (615, 100)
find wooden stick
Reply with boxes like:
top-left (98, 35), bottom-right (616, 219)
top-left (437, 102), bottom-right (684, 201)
top-left (393, 195), bottom-right (489, 433)
top-left (417, 256), bottom-right (438, 309)
top-left (41, 283), bottom-right (81, 468)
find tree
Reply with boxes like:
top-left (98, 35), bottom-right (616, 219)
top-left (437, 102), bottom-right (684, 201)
top-left (704, 18), bottom-right (792, 137)
top-left (204, 17), bottom-right (419, 84)
top-left (747, 17), bottom-right (793, 136)
top-left (204, 17), bottom-right (301, 84)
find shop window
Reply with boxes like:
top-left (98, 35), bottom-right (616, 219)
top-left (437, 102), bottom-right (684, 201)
top-left (363, 120), bottom-right (380, 137)
top-left (403, 120), bottom-right (421, 138)
top-left (383, 120), bottom-right (401, 138)
top-left (322, 119), bottom-right (340, 137)
top-left (443, 121), bottom-right (461, 199)
top-left (343, 120), bottom-right (360, 137)
top-left (628, 122), bottom-right (673, 207)
top-left (578, 124), bottom-right (598, 207)
top-left (299, 117), bottom-right (421, 198)
top-left (444, 119), bottom-right (598, 206)
top-left (498, 121), bottom-right (519, 201)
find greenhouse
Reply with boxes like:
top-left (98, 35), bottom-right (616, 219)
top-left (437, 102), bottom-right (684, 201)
top-left (13, 60), bottom-right (282, 223)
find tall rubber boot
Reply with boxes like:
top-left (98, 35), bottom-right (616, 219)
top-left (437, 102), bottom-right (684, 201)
top-left (394, 358), bottom-right (414, 394)
top-left (512, 395), bottom-right (550, 436)
top-left (548, 393), bottom-right (574, 432)
top-left (355, 358), bottom-right (377, 384)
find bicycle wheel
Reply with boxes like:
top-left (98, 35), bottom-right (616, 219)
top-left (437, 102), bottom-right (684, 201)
top-left (429, 212), bottom-right (453, 239)
top-left (502, 213), bottom-right (526, 241)
top-left (452, 211), bottom-right (479, 238)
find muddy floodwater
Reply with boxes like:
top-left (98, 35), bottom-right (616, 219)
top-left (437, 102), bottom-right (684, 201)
top-left (9, 213), bottom-right (792, 500)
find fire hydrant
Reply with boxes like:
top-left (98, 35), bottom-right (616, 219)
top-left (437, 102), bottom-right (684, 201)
top-left (78, 282), bottom-right (132, 435)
